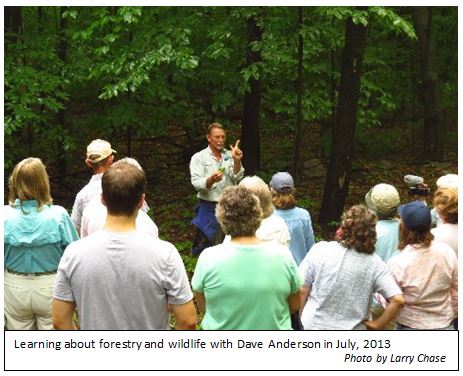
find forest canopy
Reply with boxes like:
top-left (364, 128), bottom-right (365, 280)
top-left (4, 6), bottom-right (458, 239)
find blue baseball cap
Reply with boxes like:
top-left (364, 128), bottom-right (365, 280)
top-left (270, 172), bottom-right (294, 193)
top-left (398, 201), bottom-right (431, 232)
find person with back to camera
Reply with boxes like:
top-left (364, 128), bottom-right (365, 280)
top-left (388, 201), bottom-right (458, 330)
top-left (237, 175), bottom-right (290, 246)
top-left (191, 186), bottom-right (302, 330)
top-left (431, 188), bottom-right (458, 254)
top-left (70, 139), bottom-right (116, 235)
top-left (269, 172), bottom-right (314, 265)
top-left (189, 123), bottom-right (244, 256)
top-left (80, 157), bottom-right (158, 238)
top-left (298, 205), bottom-right (405, 330)
top-left (237, 176), bottom-right (303, 330)
top-left (4, 158), bottom-right (79, 330)
top-left (52, 162), bottom-right (196, 330)
top-left (431, 188), bottom-right (458, 329)
top-left (431, 174), bottom-right (458, 227)
top-left (364, 183), bottom-right (402, 329)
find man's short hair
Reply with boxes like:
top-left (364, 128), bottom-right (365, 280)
top-left (207, 122), bottom-right (225, 134)
top-left (102, 163), bottom-right (146, 216)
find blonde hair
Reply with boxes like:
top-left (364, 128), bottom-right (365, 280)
top-left (239, 176), bottom-right (274, 218)
top-left (8, 157), bottom-right (52, 211)
top-left (433, 188), bottom-right (458, 224)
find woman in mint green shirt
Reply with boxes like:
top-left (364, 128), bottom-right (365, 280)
top-left (4, 158), bottom-right (78, 330)
top-left (192, 186), bottom-right (302, 330)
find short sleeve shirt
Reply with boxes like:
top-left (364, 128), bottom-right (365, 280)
top-left (192, 241), bottom-right (302, 330)
top-left (54, 231), bottom-right (193, 330)
top-left (299, 241), bottom-right (401, 330)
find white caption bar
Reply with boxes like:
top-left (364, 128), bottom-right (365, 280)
top-left (5, 330), bottom-right (458, 371)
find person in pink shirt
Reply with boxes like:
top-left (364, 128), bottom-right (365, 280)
top-left (388, 201), bottom-right (458, 330)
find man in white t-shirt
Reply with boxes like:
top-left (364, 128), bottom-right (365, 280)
top-left (53, 162), bottom-right (196, 330)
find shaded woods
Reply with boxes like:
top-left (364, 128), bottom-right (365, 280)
top-left (4, 6), bottom-right (458, 249)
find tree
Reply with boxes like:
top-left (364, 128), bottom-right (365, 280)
top-left (240, 15), bottom-right (263, 175)
top-left (291, 7), bottom-right (304, 181)
top-left (319, 12), bottom-right (368, 238)
top-left (412, 7), bottom-right (444, 161)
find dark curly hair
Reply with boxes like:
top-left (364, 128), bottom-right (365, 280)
top-left (337, 204), bottom-right (378, 254)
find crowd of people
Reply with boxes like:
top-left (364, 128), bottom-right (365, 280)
top-left (3, 123), bottom-right (458, 331)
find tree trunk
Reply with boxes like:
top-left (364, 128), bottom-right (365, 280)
top-left (5, 7), bottom-right (22, 44)
top-left (56, 7), bottom-right (68, 173)
top-left (292, 7), bottom-right (304, 182)
top-left (320, 16), bottom-right (338, 161)
top-left (412, 7), bottom-right (444, 161)
top-left (240, 17), bottom-right (262, 175)
top-left (319, 16), bottom-right (367, 239)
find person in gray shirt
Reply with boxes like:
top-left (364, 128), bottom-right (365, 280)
top-left (53, 161), bottom-right (196, 330)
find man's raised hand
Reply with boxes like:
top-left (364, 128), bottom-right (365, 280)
top-left (230, 140), bottom-right (243, 162)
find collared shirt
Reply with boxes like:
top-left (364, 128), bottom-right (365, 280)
top-left (4, 200), bottom-right (79, 273)
top-left (388, 241), bottom-right (458, 329)
top-left (189, 146), bottom-right (244, 202)
top-left (71, 173), bottom-right (103, 234)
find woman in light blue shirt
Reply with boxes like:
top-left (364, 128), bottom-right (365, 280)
top-left (4, 158), bottom-right (78, 330)
top-left (269, 172), bottom-right (315, 266)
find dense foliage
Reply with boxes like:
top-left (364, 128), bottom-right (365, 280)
top-left (5, 6), bottom-right (457, 170)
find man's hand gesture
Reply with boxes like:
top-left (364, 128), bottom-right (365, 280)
top-left (230, 140), bottom-right (243, 162)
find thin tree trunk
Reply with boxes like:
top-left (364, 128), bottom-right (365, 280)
top-left (292, 7), bottom-right (304, 182)
top-left (320, 16), bottom-right (337, 160)
top-left (240, 16), bottom-right (262, 175)
top-left (56, 7), bottom-right (68, 173)
top-left (412, 7), bottom-right (444, 160)
top-left (5, 6), bottom-right (22, 44)
top-left (319, 15), bottom-right (367, 238)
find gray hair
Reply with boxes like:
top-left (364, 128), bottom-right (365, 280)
top-left (239, 175), bottom-right (274, 218)
top-left (113, 157), bottom-right (143, 171)
top-left (216, 186), bottom-right (263, 238)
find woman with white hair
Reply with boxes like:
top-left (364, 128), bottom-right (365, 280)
top-left (236, 175), bottom-right (290, 246)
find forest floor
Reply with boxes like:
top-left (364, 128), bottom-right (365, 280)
top-left (50, 121), bottom-right (458, 274)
